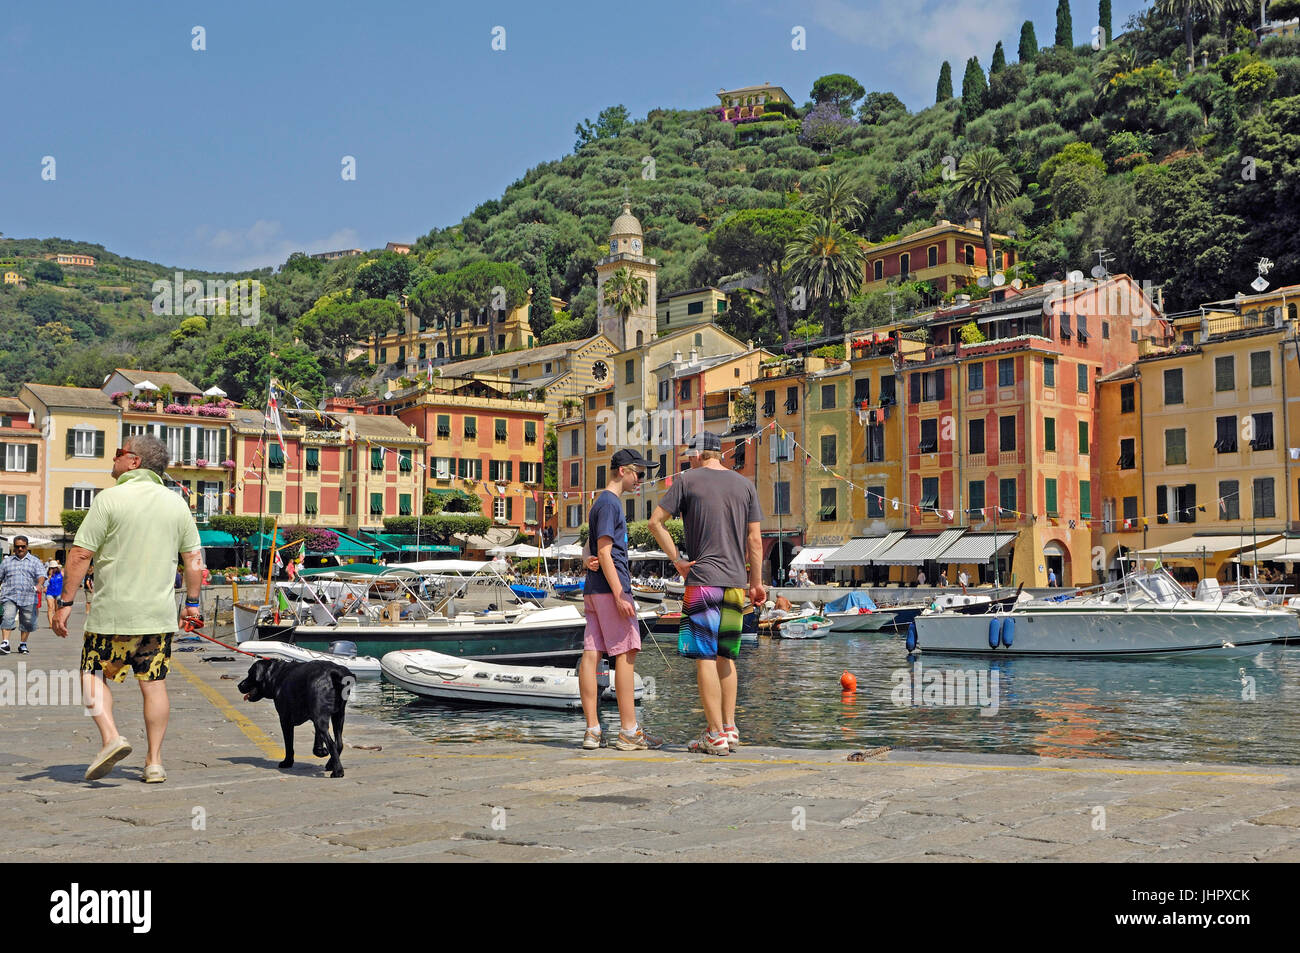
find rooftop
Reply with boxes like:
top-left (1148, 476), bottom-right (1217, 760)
top-left (112, 368), bottom-right (201, 394)
top-left (434, 335), bottom-right (608, 378)
top-left (22, 384), bottom-right (115, 411)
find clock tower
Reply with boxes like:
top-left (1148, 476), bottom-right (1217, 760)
top-left (595, 202), bottom-right (658, 351)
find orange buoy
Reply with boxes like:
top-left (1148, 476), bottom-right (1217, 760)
top-left (839, 671), bottom-right (857, 692)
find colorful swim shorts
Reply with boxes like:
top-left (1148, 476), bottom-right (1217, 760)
top-left (81, 632), bottom-right (173, 683)
top-left (677, 586), bottom-right (745, 660)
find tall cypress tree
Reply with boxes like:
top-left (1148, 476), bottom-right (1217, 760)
top-left (529, 259), bottom-right (555, 339)
top-left (1098, 0), bottom-right (1112, 48)
top-left (1055, 0), bottom-right (1073, 48)
top-left (961, 57), bottom-right (988, 121)
top-left (1019, 20), bottom-right (1038, 62)
top-left (991, 41), bottom-right (1007, 74)
top-left (936, 61), bottom-right (953, 102)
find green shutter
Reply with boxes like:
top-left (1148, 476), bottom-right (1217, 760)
top-left (1044, 418), bottom-right (1056, 452)
top-left (64, 487), bottom-right (74, 509)
top-left (1045, 478), bottom-right (1057, 516)
top-left (525, 421), bottom-right (536, 440)
top-left (506, 461), bottom-right (513, 482)
top-left (66, 429), bottom-right (75, 457)
top-left (371, 448), bottom-right (383, 470)
top-left (15, 495), bottom-right (26, 522)
top-left (219, 429), bottom-right (227, 463)
top-left (27, 446), bottom-right (36, 473)
top-left (94, 430), bottom-right (105, 458)
top-left (1078, 420), bottom-right (1089, 454)
top-left (182, 426), bottom-right (191, 464)
top-left (506, 496), bottom-right (514, 520)
top-left (1080, 480), bottom-right (1091, 519)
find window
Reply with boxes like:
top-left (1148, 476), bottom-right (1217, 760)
top-left (785, 386), bottom-right (798, 414)
top-left (526, 497), bottom-right (538, 523)
top-left (434, 456), bottom-right (452, 479)
top-left (1219, 480), bottom-right (1240, 521)
top-left (1043, 358), bottom-right (1055, 389)
top-left (1251, 351), bottom-right (1272, 387)
top-left (437, 415), bottom-right (450, 439)
top-left (1118, 437), bottom-right (1136, 470)
top-left (968, 419), bottom-right (985, 454)
top-left (305, 447), bottom-right (320, 471)
top-left (568, 430), bottom-right (578, 455)
top-left (873, 260), bottom-right (883, 281)
top-left (999, 415), bottom-right (1016, 451)
top-left (494, 419), bottom-right (508, 442)
top-left (494, 497), bottom-right (507, 520)
top-left (369, 493), bottom-right (383, 517)
top-left (880, 375), bottom-right (896, 405)
top-left (964, 244), bottom-right (975, 266)
top-left (732, 442), bottom-right (745, 471)
top-left (587, 395), bottom-right (597, 411)
top-left (1077, 315), bottom-right (1089, 343)
top-left (820, 433), bottom-right (837, 466)
top-left (900, 252), bottom-right (910, 277)
top-left (866, 423), bottom-right (885, 462)
top-left (762, 391), bottom-right (776, 417)
top-left (1215, 355), bottom-right (1235, 392)
top-left (820, 384), bottom-right (835, 409)
top-left (867, 486), bottom-right (885, 519)
top-left (927, 245), bottom-right (938, 268)
top-left (1045, 478), bottom-right (1058, 517)
top-left (69, 428), bottom-right (102, 459)
top-left (999, 478), bottom-right (1017, 516)
top-left (568, 461), bottom-right (579, 488)
top-left (269, 491), bottom-right (282, 515)
top-left (1043, 417), bottom-right (1056, 453)
top-left (680, 380), bottom-right (692, 400)
top-left (567, 504), bottom-right (581, 528)
top-left (1078, 420), bottom-right (1089, 454)
top-left (920, 477), bottom-right (939, 511)
top-left (63, 487), bottom-right (96, 510)
top-left (594, 424), bottom-right (606, 452)
top-left (1120, 382), bottom-right (1135, 413)
top-left (686, 300), bottom-right (704, 316)
top-left (464, 416), bottom-right (477, 439)
top-left (1165, 428), bottom-right (1187, 465)
top-left (658, 380), bottom-right (670, 402)
top-left (968, 480), bottom-right (985, 517)
top-left (370, 448), bottom-right (385, 472)
top-left (595, 465), bottom-right (606, 487)
top-left (2, 444), bottom-right (32, 471)
top-left (268, 443), bottom-right (285, 470)
top-left (399, 449), bottom-right (413, 472)
top-left (302, 491), bottom-right (318, 516)
top-left (1253, 478), bottom-right (1275, 518)
top-left (399, 494), bottom-right (412, 516)
top-left (625, 359), bottom-right (635, 384)
top-left (819, 487), bottom-right (837, 521)
top-left (1060, 313), bottom-right (1072, 339)
top-left (1164, 368), bottom-right (1183, 405)
top-left (1077, 363), bottom-right (1088, 394)
top-left (1251, 412), bottom-right (1274, 451)
top-left (998, 358), bottom-right (1014, 387)
top-left (456, 457), bottom-right (483, 480)
top-left (774, 481), bottom-right (790, 515)
top-left (1102, 321), bottom-right (1110, 339)
top-left (770, 432), bottom-right (794, 462)
top-left (854, 377), bottom-right (870, 405)
top-left (968, 363), bottom-right (983, 390)
top-left (919, 418), bottom-right (938, 454)
top-left (1, 495), bottom-right (27, 522)
top-left (1214, 416), bottom-right (1237, 453)
top-left (525, 421), bottom-right (537, 445)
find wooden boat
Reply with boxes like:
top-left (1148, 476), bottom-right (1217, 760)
top-left (632, 583), bottom-right (665, 604)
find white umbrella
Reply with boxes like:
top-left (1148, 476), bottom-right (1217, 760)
top-left (629, 549), bottom-right (669, 560)
top-left (204, 385), bottom-right (227, 397)
top-left (133, 380), bottom-right (158, 392)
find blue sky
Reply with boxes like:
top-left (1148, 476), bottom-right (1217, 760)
top-left (2, 0), bottom-right (1152, 272)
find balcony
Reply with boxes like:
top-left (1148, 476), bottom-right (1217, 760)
top-left (703, 403), bottom-right (730, 421)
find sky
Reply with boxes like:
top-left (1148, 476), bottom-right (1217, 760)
top-left (2, 0), bottom-right (1154, 273)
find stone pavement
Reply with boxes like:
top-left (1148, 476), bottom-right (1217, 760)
top-left (2, 604), bottom-right (1299, 862)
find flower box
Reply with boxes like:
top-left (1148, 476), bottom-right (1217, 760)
top-left (128, 401), bottom-right (154, 411)
top-left (195, 405), bottom-right (230, 418)
top-left (221, 459), bottom-right (236, 469)
top-left (164, 403), bottom-right (196, 415)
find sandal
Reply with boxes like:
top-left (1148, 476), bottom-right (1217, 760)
top-left (142, 764), bottom-right (166, 783)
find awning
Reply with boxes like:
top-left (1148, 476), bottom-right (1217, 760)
top-left (400, 543), bottom-right (459, 553)
top-left (1042, 541), bottom-right (1067, 558)
top-left (872, 529), bottom-right (966, 565)
top-left (789, 547), bottom-right (839, 570)
top-left (824, 532), bottom-right (905, 566)
top-left (936, 533), bottom-right (1014, 564)
top-left (554, 535), bottom-right (581, 550)
top-left (1230, 537), bottom-right (1300, 563)
top-left (199, 528), bottom-right (238, 547)
top-left (356, 531), bottom-right (403, 553)
top-left (1139, 533), bottom-right (1280, 560)
top-left (329, 530), bottom-right (384, 558)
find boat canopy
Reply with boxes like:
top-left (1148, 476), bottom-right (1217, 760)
top-left (824, 591), bottom-right (878, 613)
top-left (400, 559), bottom-right (493, 574)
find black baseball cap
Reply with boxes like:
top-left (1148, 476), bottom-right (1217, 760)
top-left (611, 449), bottom-right (658, 471)
top-left (686, 431), bottom-right (722, 453)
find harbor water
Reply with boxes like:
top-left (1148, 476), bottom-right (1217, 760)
top-left (347, 630), bottom-right (1300, 766)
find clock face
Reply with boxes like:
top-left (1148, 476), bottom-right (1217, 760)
top-left (592, 361), bottom-right (609, 382)
top-left (609, 240), bottom-right (618, 254)
top-left (631, 239), bottom-right (642, 254)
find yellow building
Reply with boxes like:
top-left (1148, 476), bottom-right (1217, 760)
top-left (861, 219), bottom-right (1015, 296)
top-left (3, 271), bottom-right (23, 286)
top-left (656, 287), bottom-right (728, 336)
top-left (369, 293), bottom-right (559, 370)
top-left (716, 83), bottom-right (794, 121)
top-left (18, 384), bottom-right (121, 528)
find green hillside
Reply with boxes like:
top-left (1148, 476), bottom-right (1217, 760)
top-left (4, 1), bottom-right (1299, 402)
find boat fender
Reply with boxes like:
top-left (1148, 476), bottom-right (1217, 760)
top-left (988, 617), bottom-right (1002, 649)
top-left (906, 621), bottom-right (918, 651)
top-left (1001, 617), bottom-right (1015, 647)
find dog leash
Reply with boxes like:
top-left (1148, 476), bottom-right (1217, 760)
top-left (180, 617), bottom-right (269, 660)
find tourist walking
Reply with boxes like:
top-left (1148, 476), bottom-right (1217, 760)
top-left (1048, 567), bottom-right (1058, 587)
top-left (44, 561), bottom-right (65, 629)
top-left (0, 536), bottom-right (47, 655)
top-left (579, 449), bottom-right (660, 751)
top-left (650, 431), bottom-right (764, 756)
top-left (53, 434), bottom-right (203, 783)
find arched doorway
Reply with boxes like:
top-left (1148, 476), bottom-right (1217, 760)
top-left (1042, 539), bottom-right (1069, 586)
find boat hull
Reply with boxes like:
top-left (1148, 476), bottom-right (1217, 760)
top-left (913, 607), bottom-right (1290, 658)
top-left (237, 640), bottom-right (383, 675)
top-left (824, 610), bottom-right (897, 632)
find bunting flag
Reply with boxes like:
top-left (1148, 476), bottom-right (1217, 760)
top-left (944, 509), bottom-right (954, 520)
top-left (1218, 497), bottom-right (1226, 515)
top-left (266, 380), bottom-right (288, 456)
top-left (426, 361), bottom-right (435, 386)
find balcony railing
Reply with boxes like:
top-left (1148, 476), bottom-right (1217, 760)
top-left (703, 404), bottom-right (730, 421)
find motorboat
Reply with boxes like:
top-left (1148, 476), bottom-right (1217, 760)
top-left (664, 579), bottom-right (685, 599)
top-left (631, 582), bottom-right (665, 604)
top-left (909, 566), bottom-right (1293, 658)
top-left (237, 639), bottom-right (383, 676)
top-left (822, 591), bottom-right (896, 632)
top-left (380, 649), bottom-right (645, 709)
top-left (777, 615), bottom-right (833, 639)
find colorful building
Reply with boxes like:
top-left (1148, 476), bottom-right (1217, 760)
top-left (861, 219), bottom-right (1015, 296)
top-left (803, 360), bottom-right (855, 554)
top-left (0, 397), bottom-right (44, 530)
top-left (18, 384), bottom-right (120, 526)
top-left (716, 83), bottom-right (794, 122)
top-left (656, 287), bottom-right (728, 336)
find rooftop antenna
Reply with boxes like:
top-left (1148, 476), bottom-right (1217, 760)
top-left (1251, 257), bottom-right (1274, 293)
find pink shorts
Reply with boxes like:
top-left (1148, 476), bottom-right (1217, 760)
top-left (583, 592), bottom-right (641, 657)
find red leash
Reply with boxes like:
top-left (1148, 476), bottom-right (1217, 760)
top-left (180, 617), bottom-right (268, 660)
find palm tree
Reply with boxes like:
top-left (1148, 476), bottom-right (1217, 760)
top-left (601, 267), bottom-right (648, 341)
top-left (784, 217), bottom-right (867, 334)
top-left (1156, 0), bottom-right (1227, 68)
top-left (950, 148), bottom-right (1021, 278)
top-left (803, 170), bottom-right (864, 230)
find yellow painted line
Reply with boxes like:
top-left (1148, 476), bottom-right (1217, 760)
top-left (401, 749), bottom-right (1287, 780)
top-left (172, 658), bottom-right (283, 760)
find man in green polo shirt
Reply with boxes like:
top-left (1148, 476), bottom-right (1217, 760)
top-left (54, 433), bottom-right (203, 784)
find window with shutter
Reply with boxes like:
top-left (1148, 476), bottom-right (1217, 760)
top-left (1045, 478), bottom-right (1057, 516)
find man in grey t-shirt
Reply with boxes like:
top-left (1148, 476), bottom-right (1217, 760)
top-left (650, 432), bottom-right (764, 756)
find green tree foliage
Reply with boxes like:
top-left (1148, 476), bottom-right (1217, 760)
top-left (1229, 94), bottom-right (1300, 291)
top-left (1056, 0), bottom-right (1074, 47)
top-left (936, 61), bottom-right (954, 101)
top-left (1158, 0), bottom-right (1228, 67)
top-left (961, 56), bottom-right (989, 120)
top-left (810, 73), bottom-right (867, 116)
top-left (1233, 60), bottom-right (1279, 107)
top-left (60, 509), bottom-right (87, 534)
top-left (1099, 0), bottom-right (1113, 47)
top-left (352, 252), bottom-right (414, 300)
top-left (991, 41), bottom-right (1007, 75)
top-left (202, 328), bottom-right (326, 406)
top-left (707, 208), bottom-right (810, 342)
top-left (802, 170), bottom-right (865, 228)
top-left (33, 261), bottom-right (64, 283)
top-left (1272, 0), bottom-right (1300, 19)
top-left (1019, 20), bottom-right (1039, 62)
top-left (574, 105), bottom-right (631, 151)
top-left (858, 91), bottom-right (907, 124)
top-left (544, 426), bottom-right (558, 490)
top-left (295, 293), bottom-right (402, 369)
top-left (951, 148), bottom-right (1021, 276)
top-left (601, 266), bottom-right (648, 326)
top-left (785, 217), bottom-right (866, 334)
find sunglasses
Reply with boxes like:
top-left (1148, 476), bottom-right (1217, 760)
top-left (12, 544), bottom-right (27, 550)
top-left (114, 448), bottom-right (140, 459)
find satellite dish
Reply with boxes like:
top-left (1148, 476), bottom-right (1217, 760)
top-left (384, 391), bottom-right (394, 400)
top-left (992, 273), bottom-right (1006, 287)
top-left (1251, 276), bottom-right (1270, 292)
top-left (977, 275), bottom-right (991, 288)
top-left (1066, 270), bottom-right (1085, 283)
top-left (1010, 278), bottom-right (1023, 289)
top-left (1090, 265), bottom-right (1108, 279)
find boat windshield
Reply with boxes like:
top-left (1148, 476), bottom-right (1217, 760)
top-left (1132, 571), bottom-right (1187, 605)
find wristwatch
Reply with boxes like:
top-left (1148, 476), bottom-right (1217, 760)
top-left (58, 598), bottom-right (75, 608)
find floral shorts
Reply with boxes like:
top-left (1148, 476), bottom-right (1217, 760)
top-left (81, 632), bottom-right (172, 682)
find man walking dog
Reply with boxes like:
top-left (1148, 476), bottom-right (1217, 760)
top-left (650, 431), bottom-right (764, 755)
top-left (53, 434), bottom-right (203, 783)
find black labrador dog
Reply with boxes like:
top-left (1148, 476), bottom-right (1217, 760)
top-left (237, 658), bottom-right (352, 777)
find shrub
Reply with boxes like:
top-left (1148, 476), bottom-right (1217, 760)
top-left (60, 509), bottom-right (87, 534)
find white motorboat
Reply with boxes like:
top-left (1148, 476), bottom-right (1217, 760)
top-left (778, 616), bottom-right (833, 639)
top-left (237, 640), bottom-right (383, 676)
top-left (380, 649), bottom-right (645, 709)
top-left (821, 591), bottom-right (897, 632)
top-left (910, 566), bottom-right (1293, 658)
top-left (631, 583), bottom-right (665, 604)
top-left (664, 579), bottom-right (685, 599)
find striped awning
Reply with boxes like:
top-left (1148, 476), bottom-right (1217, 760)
top-left (1139, 533), bottom-right (1280, 560)
top-left (789, 547), bottom-right (839, 570)
top-left (935, 533), bottom-right (1014, 563)
top-left (871, 529), bottom-right (966, 565)
top-left (824, 532), bottom-right (906, 566)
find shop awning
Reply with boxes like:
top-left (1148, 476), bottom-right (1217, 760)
top-left (356, 531), bottom-right (404, 553)
top-left (824, 532), bottom-right (906, 566)
top-left (789, 547), bottom-right (840, 570)
top-left (1230, 537), bottom-right (1300, 563)
top-left (936, 533), bottom-right (1014, 564)
top-left (198, 528), bottom-right (238, 547)
top-left (1138, 533), bottom-right (1280, 560)
top-left (872, 529), bottom-right (966, 565)
top-left (400, 543), bottom-right (460, 553)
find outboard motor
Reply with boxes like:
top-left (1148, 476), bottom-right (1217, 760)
top-left (329, 640), bottom-right (359, 658)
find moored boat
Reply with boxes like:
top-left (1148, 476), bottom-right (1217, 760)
top-left (778, 615), bottom-right (833, 639)
top-left (822, 591), bottom-right (896, 632)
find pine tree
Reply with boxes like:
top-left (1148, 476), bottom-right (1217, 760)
top-left (1098, 0), bottom-right (1112, 49)
top-left (936, 61), bottom-right (953, 102)
top-left (1019, 20), bottom-right (1038, 62)
top-left (1056, 0), bottom-right (1073, 47)
top-left (961, 56), bottom-right (988, 121)
top-left (991, 40), bottom-right (1007, 74)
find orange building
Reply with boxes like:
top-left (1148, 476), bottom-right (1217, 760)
top-left (0, 397), bottom-right (44, 529)
top-left (861, 220), bottom-right (1014, 295)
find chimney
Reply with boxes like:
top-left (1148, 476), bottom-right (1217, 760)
top-left (954, 294), bottom-right (971, 306)
top-left (674, 350), bottom-right (683, 363)
top-left (746, 339), bottom-right (754, 351)
top-left (689, 348), bottom-right (699, 363)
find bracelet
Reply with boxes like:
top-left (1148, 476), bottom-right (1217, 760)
top-left (185, 599), bottom-right (201, 607)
